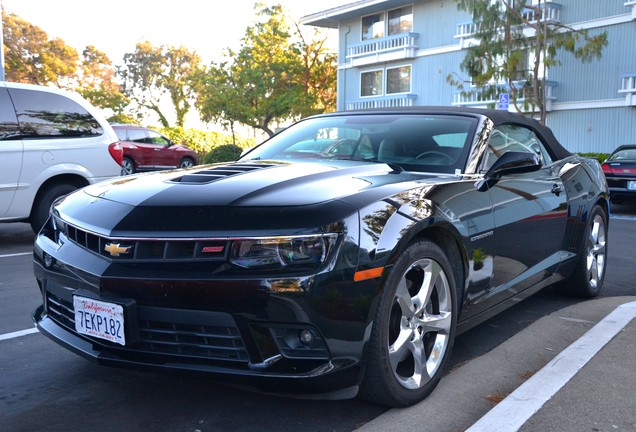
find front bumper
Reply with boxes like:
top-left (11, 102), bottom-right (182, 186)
top-left (32, 230), bottom-right (377, 395)
top-left (32, 304), bottom-right (363, 395)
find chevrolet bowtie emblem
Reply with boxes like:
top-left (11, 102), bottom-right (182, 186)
top-left (104, 243), bottom-right (132, 257)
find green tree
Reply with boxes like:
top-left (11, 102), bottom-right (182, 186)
top-left (2, 11), bottom-right (78, 86)
top-left (77, 46), bottom-right (129, 116)
top-left (449, 0), bottom-right (607, 124)
top-left (196, 3), bottom-right (336, 137)
top-left (118, 41), bottom-right (201, 128)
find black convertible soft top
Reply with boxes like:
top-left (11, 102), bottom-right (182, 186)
top-left (326, 107), bottom-right (573, 161)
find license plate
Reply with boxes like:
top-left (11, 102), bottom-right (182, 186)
top-left (73, 296), bottom-right (125, 345)
top-left (628, 181), bottom-right (636, 191)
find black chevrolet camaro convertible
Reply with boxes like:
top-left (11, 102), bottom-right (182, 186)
top-left (33, 108), bottom-right (609, 407)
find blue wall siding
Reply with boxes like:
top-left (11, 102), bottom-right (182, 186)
top-left (411, 50), bottom-right (466, 104)
top-left (551, 24), bottom-right (636, 102)
top-left (414, 0), bottom-right (471, 49)
top-left (557, 0), bottom-right (629, 24)
top-left (547, 108), bottom-right (636, 154)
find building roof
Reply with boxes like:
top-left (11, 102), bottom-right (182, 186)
top-left (301, 0), bottom-right (412, 28)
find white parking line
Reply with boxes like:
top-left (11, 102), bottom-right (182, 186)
top-left (611, 214), bottom-right (636, 221)
top-left (466, 301), bottom-right (636, 432)
top-left (0, 252), bottom-right (32, 259)
top-left (0, 327), bottom-right (39, 341)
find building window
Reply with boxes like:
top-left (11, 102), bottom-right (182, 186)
top-left (361, 66), bottom-right (412, 97)
top-left (362, 5), bottom-right (413, 41)
top-left (387, 66), bottom-right (411, 94)
top-left (362, 13), bottom-right (385, 40)
top-left (361, 70), bottom-right (384, 96)
top-left (388, 6), bottom-right (413, 35)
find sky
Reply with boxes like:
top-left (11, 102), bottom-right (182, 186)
top-left (1, 0), bottom-right (346, 130)
top-left (2, 0), bottom-right (344, 66)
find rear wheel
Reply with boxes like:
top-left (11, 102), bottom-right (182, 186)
top-left (122, 157), bottom-right (135, 175)
top-left (30, 183), bottom-right (77, 232)
top-left (360, 240), bottom-right (457, 407)
top-left (555, 205), bottom-right (608, 298)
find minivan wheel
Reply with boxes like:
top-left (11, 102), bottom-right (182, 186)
top-left (30, 184), bottom-right (77, 232)
top-left (122, 157), bottom-right (136, 175)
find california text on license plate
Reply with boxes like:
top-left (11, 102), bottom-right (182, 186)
top-left (73, 296), bottom-right (126, 345)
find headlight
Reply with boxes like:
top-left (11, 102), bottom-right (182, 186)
top-left (230, 234), bottom-right (338, 270)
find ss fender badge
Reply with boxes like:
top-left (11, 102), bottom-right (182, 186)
top-left (104, 243), bottom-right (132, 257)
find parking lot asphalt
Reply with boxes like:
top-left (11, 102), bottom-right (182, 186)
top-left (359, 296), bottom-right (636, 432)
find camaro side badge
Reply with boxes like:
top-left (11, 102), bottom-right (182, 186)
top-left (104, 243), bottom-right (132, 257)
top-left (471, 231), bottom-right (493, 242)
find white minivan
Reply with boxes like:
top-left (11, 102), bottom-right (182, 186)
top-left (0, 82), bottom-right (123, 231)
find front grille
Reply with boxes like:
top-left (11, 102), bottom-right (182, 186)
top-left (58, 219), bottom-right (229, 263)
top-left (46, 293), bottom-right (249, 362)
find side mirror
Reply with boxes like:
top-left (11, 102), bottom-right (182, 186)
top-left (476, 151), bottom-right (541, 191)
top-left (486, 151), bottom-right (541, 179)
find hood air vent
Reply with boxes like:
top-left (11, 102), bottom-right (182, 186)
top-left (170, 163), bottom-right (276, 184)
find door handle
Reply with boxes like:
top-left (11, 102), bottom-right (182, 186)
top-left (551, 184), bottom-right (562, 196)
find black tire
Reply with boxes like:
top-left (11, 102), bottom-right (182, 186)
top-left (179, 157), bottom-right (194, 169)
top-left (360, 240), bottom-right (458, 407)
top-left (122, 157), bottom-right (136, 175)
top-left (555, 205), bottom-right (608, 298)
top-left (30, 183), bottom-right (77, 233)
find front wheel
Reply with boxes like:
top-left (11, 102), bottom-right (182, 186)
top-left (360, 240), bottom-right (457, 407)
top-left (179, 157), bottom-right (194, 168)
top-left (555, 205), bottom-right (608, 298)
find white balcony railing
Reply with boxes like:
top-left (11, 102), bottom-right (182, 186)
top-left (455, 2), bottom-right (561, 40)
top-left (452, 80), bottom-right (557, 111)
top-left (521, 1), bottom-right (562, 24)
top-left (455, 21), bottom-right (479, 39)
top-left (346, 94), bottom-right (417, 111)
top-left (346, 33), bottom-right (418, 66)
top-left (619, 72), bottom-right (636, 106)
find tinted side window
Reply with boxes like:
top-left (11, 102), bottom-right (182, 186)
top-left (146, 130), bottom-right (170, 145)
top-left (483, 124), bottom-right (554, 171)
top-left (127, 129), bottom-right (147, 143)
top-left (9, 88), bottom-right (103, 138)
top-left (114, 128), bottom-right (127, 141)
top-left (0, 87), bottom-right (20, 140)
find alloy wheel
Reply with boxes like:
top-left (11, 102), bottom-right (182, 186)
top-left (586, 213), bottom-right (607, 289)
top-left (388, 258), bottom-right (452, 390)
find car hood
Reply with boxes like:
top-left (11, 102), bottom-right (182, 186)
top-left (84, 161), bottom-right (453, 207)
top-left (55, 161), bottom-right (458, 235)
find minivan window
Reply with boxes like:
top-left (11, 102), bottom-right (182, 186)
top-left (0, 87), bottom-right (20, 140)
top-left (9, 88), bottom-right (103, 138)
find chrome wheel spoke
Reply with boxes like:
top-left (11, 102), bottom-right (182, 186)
top-left (389, 327), bottom-right (413, 371)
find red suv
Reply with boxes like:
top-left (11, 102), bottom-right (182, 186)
top-left (112, 124), bottom-right (197, 175)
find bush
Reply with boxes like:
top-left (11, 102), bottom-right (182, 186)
top-left (202, 144), bottom-right (244, 164)
top-left (577, 152), bottom-right (610, 163)
top-left (156, 126), bottom-right (256, 158)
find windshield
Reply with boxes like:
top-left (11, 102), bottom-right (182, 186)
top-left (240, 114), bottom-right (478, 174)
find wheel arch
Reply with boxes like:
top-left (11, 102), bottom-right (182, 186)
top-left (30, 174), bottom-right (88, 217)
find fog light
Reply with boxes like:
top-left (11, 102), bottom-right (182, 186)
top-left (299, 329), bottom-right (313, 345)
top-left (43, 253), bottom-right (55, 268)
